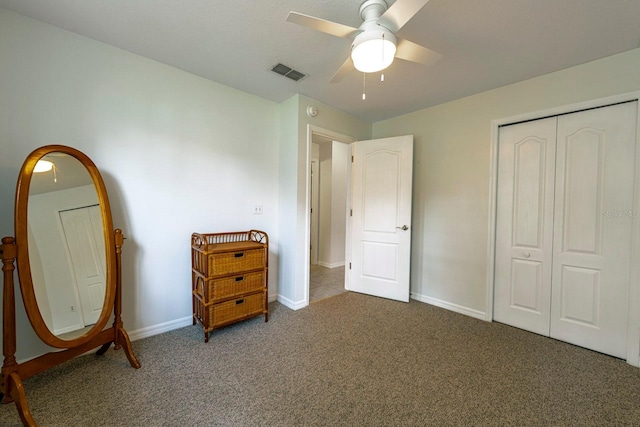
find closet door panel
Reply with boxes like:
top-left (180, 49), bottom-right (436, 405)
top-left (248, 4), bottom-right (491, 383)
top-left (558, 265), bottom-right (600, 327)
top-left (494, 118), bottom-right (557, 335)
top-left (561, 130), bottom-right (604, 254)
top-left (550, 102), bottom-right (637, 359)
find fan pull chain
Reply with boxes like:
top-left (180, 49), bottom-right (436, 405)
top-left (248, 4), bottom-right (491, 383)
top-left (381, 32), bottom-right (385, 83)
top-left (362, 72), bottom-right (366, 100)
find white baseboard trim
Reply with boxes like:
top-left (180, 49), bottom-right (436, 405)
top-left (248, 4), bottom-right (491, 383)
top-left (277, 294), bottom-right (307, 310)
top-left (17, 293), bottom-right (485, 365)
top-left (128, 316), bottom-right (193, 342)
top-left (128, 294), bottom-right (279, 343)
top-left (411, 292), bottom-right (487, 321)
top-left (16, 316), bottom-right (194, 364)
top-left (317, 261), bottom-right (345, 269)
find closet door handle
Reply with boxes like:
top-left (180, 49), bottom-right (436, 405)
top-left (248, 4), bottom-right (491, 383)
top-left (396, 225), bottom-right (409, 231)
top-left (523, 252), bottom-right (531, 258)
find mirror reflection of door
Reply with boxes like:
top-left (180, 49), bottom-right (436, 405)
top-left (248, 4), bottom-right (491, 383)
top-left (60, 205), bottom-right (106, 327)
top-left (27, 153), bottom-right (106, 337)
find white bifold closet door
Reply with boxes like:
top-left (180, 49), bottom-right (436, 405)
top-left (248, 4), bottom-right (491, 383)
top-left (60, 205), bottom-right (106, 327)
top-left (494, 102), bottom-right (637, 359)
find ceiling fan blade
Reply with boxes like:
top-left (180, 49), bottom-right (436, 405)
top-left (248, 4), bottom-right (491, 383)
top-left (286, 12), bottom-right (359, 39)
top-left (395, 38), bottom-right (442, 67)
top-left (378, 0), bottom-right (430, 33)
top-left (330, 56), bottom-right (355, 83)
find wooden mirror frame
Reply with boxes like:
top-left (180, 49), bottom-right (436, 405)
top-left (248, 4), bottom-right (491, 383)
top-left (17, 145), bottom-right (116, 348)
top-left (1, 145), bottom-right (140, 426)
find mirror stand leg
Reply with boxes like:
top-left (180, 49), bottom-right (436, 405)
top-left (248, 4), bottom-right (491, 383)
top-left (116, 327), bottom-right (140, 369)
top-left (95, 342), bottom-right (112, 355)
top-left (8, 372), bottom-right (36, 426)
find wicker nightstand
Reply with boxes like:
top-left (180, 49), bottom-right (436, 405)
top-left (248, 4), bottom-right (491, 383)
top-left (191, 230), bottom-right (268, 342)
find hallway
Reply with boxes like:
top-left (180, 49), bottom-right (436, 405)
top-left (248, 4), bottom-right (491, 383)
top-left (309, 264), bottom-right (346, 302)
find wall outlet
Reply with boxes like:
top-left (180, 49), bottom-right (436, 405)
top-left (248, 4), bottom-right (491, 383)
top-left (70, 305), bottom-right (76, 312)
top-left (253, 205), bottom-right (263, 215)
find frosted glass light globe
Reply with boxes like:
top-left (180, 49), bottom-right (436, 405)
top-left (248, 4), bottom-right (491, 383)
top-left (351, 31), bottom-right (396, 73)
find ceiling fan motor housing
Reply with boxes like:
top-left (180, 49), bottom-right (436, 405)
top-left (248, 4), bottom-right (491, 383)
top-left (352, 0), bottom-right (397, 73)
top-left (359, 0), bottom-right (389, 22)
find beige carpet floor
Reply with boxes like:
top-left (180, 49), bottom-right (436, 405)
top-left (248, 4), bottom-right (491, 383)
top-left (1, 292), bottom-right (640, 426)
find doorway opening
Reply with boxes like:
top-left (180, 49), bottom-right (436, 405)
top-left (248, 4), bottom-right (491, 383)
top-left (307, 126), bottom-right (355, 303)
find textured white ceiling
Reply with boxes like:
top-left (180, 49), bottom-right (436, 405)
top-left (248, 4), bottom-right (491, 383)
top-left (1, 0), bottom-right (640, 122)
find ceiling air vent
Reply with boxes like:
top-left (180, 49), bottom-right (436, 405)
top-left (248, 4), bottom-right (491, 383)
top-left (271, 63), bottom-right (306, 81)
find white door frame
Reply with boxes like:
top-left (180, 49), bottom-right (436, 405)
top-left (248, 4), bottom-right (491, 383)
top-left (304, 125), bottom-right (356, 306)
top-left (310, 158), bottom-right (319, 265)
top-left (486, 91), bottom-right (640, 366)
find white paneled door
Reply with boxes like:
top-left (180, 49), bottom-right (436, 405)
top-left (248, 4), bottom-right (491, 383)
top-left (60, 205), bottom-right (106, 327)
top-left (495, 102), bottom-right (638, 359)
top-left (550, 104), bottom-right (637, 358)
top-left (350, 135), bottom-right (413, 302)
top-left (494, 117), bottom-right (557, 336)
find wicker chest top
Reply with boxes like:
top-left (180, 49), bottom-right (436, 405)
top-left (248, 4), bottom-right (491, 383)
top-left (192, 240), bottom-right (265, 255)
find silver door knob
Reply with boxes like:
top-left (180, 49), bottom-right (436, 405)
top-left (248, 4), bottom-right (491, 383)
top-left (396, 225), bottom-right (409, 231)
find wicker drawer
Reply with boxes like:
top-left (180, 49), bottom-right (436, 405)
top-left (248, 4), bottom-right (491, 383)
top-left (194, 271), bottom-right (265, 302)
top-left (207, 248), bottom-right (265, 276)
top-left (207, 292), bottom-right (265, 328)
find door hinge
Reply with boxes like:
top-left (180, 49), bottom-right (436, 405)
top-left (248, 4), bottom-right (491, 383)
top-left (351, 155), bottom-right (354, 163)
top-left (349, 262), bottom-right (352, 269)
top-left (350, 209), bottom-right (353, 217)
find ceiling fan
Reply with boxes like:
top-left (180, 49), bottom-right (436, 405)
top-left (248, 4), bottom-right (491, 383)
top-left (286, 0), bottom-right (442, 83)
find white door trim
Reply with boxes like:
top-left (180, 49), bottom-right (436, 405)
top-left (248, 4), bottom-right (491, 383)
top-left (304, 125), bottom-right (356, 306)
top-left (487, 91), bottom-right (640, 366)
top-left (310, 158), bottom-right (319, 265)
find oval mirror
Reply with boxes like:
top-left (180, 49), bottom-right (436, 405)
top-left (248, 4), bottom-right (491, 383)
top-left (15, 145), bottom-right (116, 348)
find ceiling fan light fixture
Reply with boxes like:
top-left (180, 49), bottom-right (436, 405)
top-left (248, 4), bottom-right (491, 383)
top-left (351, 30), bottom-right (396, 73)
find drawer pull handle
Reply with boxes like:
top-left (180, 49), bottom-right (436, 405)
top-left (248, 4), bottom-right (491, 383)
top-left (234, 253), bottom-right (245, 258)
top-left (235, 276), bottom-right (244, 282)
top-left (236, 299), bottom-right (245, 305)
